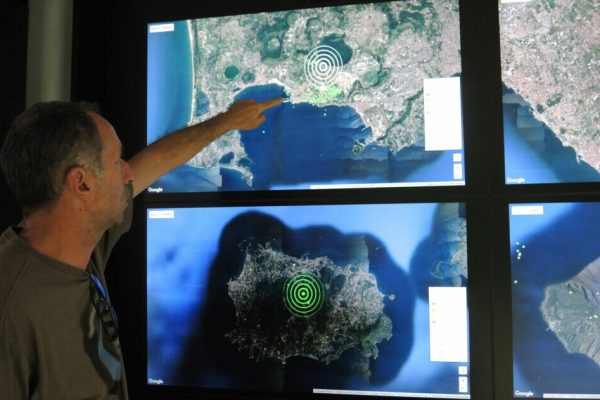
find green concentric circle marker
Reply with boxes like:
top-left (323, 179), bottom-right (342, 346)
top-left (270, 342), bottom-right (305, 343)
top-left (283, 272), bottom-right (324, 317)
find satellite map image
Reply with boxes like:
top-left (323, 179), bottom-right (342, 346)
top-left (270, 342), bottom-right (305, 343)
top-left (500, 0), bottom-right (600, 184)
top-left (146, 202), bottom-right (469, 396)
top-left (147, 0), bottom-right (464, 192)
top-left (510, 202), bottom-right (600, 398)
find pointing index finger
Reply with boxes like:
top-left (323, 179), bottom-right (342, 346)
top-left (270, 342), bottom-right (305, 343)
top-left (258, 97), bottom-right (285, 111)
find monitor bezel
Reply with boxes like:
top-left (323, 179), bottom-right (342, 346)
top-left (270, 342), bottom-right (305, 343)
top-left (140, 195), bottom-right (492, 400)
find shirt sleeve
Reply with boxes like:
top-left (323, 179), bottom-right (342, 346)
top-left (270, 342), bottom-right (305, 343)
top-left (0, 335), bottom-right (30, 400)
top-left (91, 182), bottom-right (134, 273)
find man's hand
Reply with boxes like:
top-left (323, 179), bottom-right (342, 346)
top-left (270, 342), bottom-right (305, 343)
top-left (219, 98), bottom-right (284, 132)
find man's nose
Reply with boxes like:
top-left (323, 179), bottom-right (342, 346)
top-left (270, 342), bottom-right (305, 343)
top-left (121, 160), bottom-right (135, 183)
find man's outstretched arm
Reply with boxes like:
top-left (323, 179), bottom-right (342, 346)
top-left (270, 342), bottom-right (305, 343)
top-left (128, 98), bottom-right (282, 197)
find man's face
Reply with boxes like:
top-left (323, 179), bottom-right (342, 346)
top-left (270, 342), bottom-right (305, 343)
top-left (88, 112), bottom-right (134, 231)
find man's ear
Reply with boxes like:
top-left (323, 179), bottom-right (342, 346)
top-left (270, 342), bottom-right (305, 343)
top-left (65, 167), bottom-right (92, 199)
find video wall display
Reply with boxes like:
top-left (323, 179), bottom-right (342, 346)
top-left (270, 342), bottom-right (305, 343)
top-left (509, 202), bottom-right (600, 398)
top-left (499, 0), bottom-right (600, 185)
top-left (147, 0), bottom-right (465, 193)
top-left (146, 202), bottom-right (470, 398)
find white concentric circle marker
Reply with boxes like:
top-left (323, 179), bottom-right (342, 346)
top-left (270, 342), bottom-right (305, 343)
top-left (304, 45), bottom-right (343, 88)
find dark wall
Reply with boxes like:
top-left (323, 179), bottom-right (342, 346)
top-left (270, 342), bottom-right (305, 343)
top-left (0, 0), bottom-right (28, 230)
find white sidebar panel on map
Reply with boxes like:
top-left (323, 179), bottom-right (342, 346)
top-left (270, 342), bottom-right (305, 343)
top-left (429, 286), bottom-right (469, 362)
top-left (424, 77), bottom-right (463, 151)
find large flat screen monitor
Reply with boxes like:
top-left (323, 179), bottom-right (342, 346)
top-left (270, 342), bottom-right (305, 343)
top-left (500, 0), bottom-right (600, 185)
top-left (509, 202), bottom-right (600, 398)
top-left (146, 0), bottom-right (465, 193)
top-left (146, 202), bottom-right (470, 398)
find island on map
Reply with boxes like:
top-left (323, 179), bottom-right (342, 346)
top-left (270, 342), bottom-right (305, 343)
top-left (541, 255), bottom-right (600, 366)
top-left (171, 210), bottom-right (418, 390)
top-left (226, 239), bottom-right (392, 375)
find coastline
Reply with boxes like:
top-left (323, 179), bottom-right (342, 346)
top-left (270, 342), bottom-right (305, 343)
top-left (187, 19), bottom-right (196, 125)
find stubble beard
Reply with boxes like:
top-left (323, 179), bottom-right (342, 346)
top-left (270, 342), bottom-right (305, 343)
top-left (92, 185), bottom-right (127, 233)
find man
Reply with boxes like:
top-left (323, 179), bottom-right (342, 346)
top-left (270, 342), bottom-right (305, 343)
top-left (0, 97), bottom-right (282, 399)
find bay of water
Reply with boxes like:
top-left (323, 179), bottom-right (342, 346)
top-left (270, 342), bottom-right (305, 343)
top-left (232, 83), bottom-right (461, 190)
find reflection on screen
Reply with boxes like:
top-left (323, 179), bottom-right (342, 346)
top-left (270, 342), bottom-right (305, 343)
top-left (146, 1), bottom-right (465, 193)
top-left (510, 202), bottom-right (600, 398)
top-left (146, 203), bottom-right (470, 398)
top-left (500, 0), bottom-right (600, 185)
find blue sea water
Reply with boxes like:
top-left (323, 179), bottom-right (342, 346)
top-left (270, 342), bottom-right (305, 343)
top-left (510, 202), bottom-right (600, 396)
top-left (229, 83), bottom-right (463, 190)
top-left (147, 21), bottom-right (192, 143)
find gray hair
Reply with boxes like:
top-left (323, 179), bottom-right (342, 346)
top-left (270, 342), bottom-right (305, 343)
top-left (0, 101), bottom-right (103, 215)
